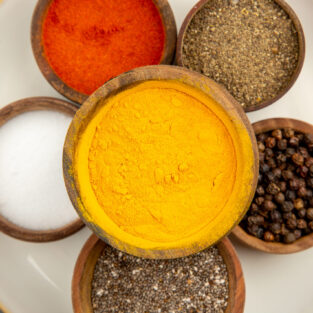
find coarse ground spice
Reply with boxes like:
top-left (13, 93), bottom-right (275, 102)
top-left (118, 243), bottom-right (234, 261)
top-left (91, 245), bottom-right (229, 313)
top-left (42, 0), bottom-right (165, 95)
top-left (182, 0), bottom-right (299, 109)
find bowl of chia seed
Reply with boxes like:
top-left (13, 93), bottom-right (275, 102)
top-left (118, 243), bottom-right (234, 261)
top-left (176, 0), bottom-right (305, 112)
top-left (72, 235), bottom-right (245, 313)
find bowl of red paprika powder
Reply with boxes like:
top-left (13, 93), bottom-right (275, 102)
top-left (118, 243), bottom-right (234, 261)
top-left (31, 0), bottom-right (177, 105)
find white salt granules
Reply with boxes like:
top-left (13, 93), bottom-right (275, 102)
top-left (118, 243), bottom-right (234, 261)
top-left (0, 110), bottom-right (78, 230)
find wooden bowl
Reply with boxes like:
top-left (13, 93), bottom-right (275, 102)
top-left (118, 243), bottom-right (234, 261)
top-left (0, 97), bottom-right (84, 242)
top-left (232, 118), bottom-right (313, 254)
top-left (72, 234), bottom-right (245, 313)
top-left (31, 0), bottom-right (177, 105)
top-left (175, 0), bottom-right (305, 113)
top-left (63, 65), bottom-right (258, 258)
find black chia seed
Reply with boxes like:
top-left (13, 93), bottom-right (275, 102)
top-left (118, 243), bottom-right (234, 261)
top-left (182, 0), bottom-right (299, 109)
top-left (91, 245), bottom-right (229, 313)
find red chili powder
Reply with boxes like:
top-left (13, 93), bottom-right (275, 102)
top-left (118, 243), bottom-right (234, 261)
top-left (42, 0), bottom-right (165, 95)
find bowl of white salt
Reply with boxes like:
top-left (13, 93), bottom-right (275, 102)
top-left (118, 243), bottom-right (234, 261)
top-left (0, 97), bottom-right (83, 242)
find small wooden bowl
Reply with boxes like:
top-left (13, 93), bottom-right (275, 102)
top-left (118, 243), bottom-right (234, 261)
top-left (175, 0), bottom-right (305, 113)
top-left (0, 97), bottom-right (84, 242)
top-left (232, 118), bottom-right (313, 254)
top-left (31, 0), bottom-right (177, 105)
top-left (63, 65), bottom-right (258, 258)
top-left (72, 235), bottom-right (245, 313)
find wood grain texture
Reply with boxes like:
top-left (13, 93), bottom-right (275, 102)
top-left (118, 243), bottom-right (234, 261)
top-left (0, 97), bottom-right (84, 242)
top-left (63, 65), bottom-right (259, 259)
top-left (175, 0), bottom-right (305, 113)
top-left (31, 0), bottom-right (177, 105)
top-left (72, 235), bottom-right (245, 313)
top-left (233, 118), bottom-right (313, 254)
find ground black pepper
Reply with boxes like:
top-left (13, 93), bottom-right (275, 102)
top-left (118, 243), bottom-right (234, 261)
top-left (91, 246), bottom-right (229, 313)
top-left (182, 0), bottom-right (299, 109)
top-left (241, 128), bottom-right (313, 244)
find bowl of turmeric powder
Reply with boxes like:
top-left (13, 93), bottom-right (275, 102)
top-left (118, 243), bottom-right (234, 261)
top-left (31, 0), bottom-right (177, 105)
top-left (63, 65), bottom-right (259, 259)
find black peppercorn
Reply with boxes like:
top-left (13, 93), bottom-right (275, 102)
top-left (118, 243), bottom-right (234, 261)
top-left (307, 208), bottom-right (313, 220)
top-left (277, 139), bottom-right (287, 150)
top-left (259, 152), bottom-right (265, 163)
top-left (260, 163), bottom-right (270, 173)
top-left (267, 183), bottom-right (280, 195)
top-left (274, 192), bottom-right (285, 204)
top-left (265, 148), bottom-right (274, 160)
top-left (281, 201), bottom-right (294, 212)
top-left (286, 218), bottom-right (297, 230)
top-left (272, 129), bottom-right (282, 140)
top-left (276, 153), bottom-right (287, 163)
top-left (289, 136), bottom-right (299, 147)
top-left (297, 186), bottom-right (307, 198)
top-left (294, 229), bottom-right (302, 239)
top-left (257, 141), bottom-right (265, 152)
top-left (267, 158), bottom-right (276, 169)
top-left (270, 210), bottom-right (282, 222)
top-left (309, 221), bottom-right (313, 231)
top-left (257, 133), bottom-right (268, 142)
top-left (293, 198), bottom-right (304, 210)
top-left (272, 168), bottom-right (282, 178)
top-left (285, 190), bottom-right (296, 201)
top-left (297, 219), bottom-right (307, 229)
top-left (299, 147), bottom-right (310, 159)
top-left (299, 165), bottom-right (309, 178)
top-left (265, 137), bottom-right (276, 148)
top-left (304, 133), bottom-right (313, 145)
top-left (297, 209), bottom-right (306, 219)
top-left (265, 172), bottom-right (275, 183)
top-left (256, 185), bottom-right (265, 196)
top-left (278, 181), bottom-right (287, 192)
top-left (256, 227), bottom-right (264, 239)
top-left (270, 222), bottom-right (281, 234)
top-left (282, 170), bottom-right (293, 180)
top-left (263, 200), bottom-right (276, 211)
top-left (284, 128), bottom-right (295, 138)
top-left (292, 153), bottom-right (304, 166)
top-left (255, 197), bottom-right (265, 206)
top-left (247, 224), bottom-right (259, 236)
top-left (305, 157), bottom-right (313, 167)
top-left (289, 179), bottom-right (300, 190)
top-left (264, 231), bottom-right (275, 242)
top-left (284, 232), bottom-right (296, 243)
top-left (286, 147), bottom-right (296, 158)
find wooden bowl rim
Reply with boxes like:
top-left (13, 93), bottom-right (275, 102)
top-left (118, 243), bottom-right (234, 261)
top-left (72, 235), bottom-right (245, 313)
top-left (31, 0), bottom-right (177, 105)
top-left (63, 64), bottom-right (258, 259)
top-left (0, 97), bottom-right (84, 243)
top-left (175, 0), bottom-right (305, 113)
top-left (233, 117), bottom-right (313, 254)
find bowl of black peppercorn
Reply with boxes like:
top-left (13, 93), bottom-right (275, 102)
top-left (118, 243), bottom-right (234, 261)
top-left (232, 118), bottom-right (313, 253)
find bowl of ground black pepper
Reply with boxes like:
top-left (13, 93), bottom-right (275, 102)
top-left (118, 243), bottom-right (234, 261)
top-left (233, 118), bottom-right (313, 254)
top-left (72, 234), bottom-right (245, 313)
top-left (176, 0), bottom-right (305, 112)
top-left (31, 0), bottom-right (177, 105)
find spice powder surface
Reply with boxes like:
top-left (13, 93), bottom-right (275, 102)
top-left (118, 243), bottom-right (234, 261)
top-left (42, 0), bottom-right (165, 95)
top-left (91, 244), bottom-right (229, 313)
top-left (182, 0), bottom-right (299, 109)
top-left (75, 80), bottom-right (255, 251)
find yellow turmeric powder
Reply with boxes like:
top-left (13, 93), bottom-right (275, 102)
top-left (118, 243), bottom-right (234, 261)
top-left (75, 80), bottom-right (255, 251)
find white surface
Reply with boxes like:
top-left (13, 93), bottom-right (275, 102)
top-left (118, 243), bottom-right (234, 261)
top-left (0, 0), bottom-right (313, 312)
top-left (0, 110), bottom-right (78, 230)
